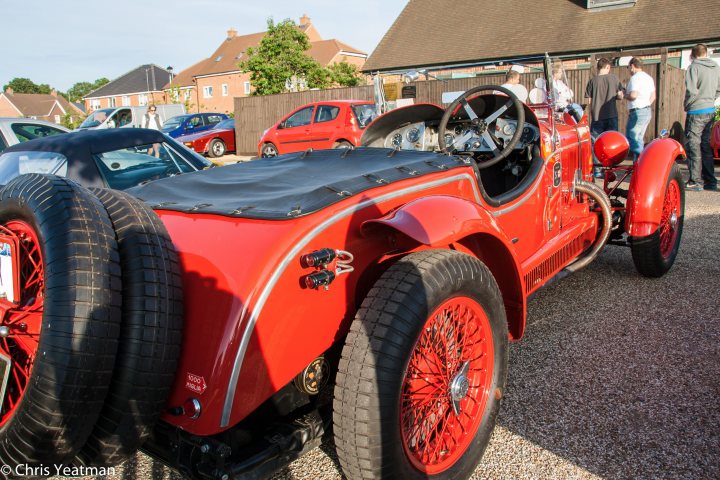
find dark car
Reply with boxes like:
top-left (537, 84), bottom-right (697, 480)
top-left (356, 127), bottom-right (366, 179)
top-left (177, 118), bottom-right (236, 158)
top-left (162, 113), bottom-right (228, 138)
top-left (0, 128), bottom-right (212, 190)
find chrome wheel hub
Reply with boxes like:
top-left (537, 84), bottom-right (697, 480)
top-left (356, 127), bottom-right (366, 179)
top-left (450, 361), bottom-right (471, 416)
top-left (670, 211), bottom-right (678, 230)
top-left (0, 326), bottom-right (8, 338)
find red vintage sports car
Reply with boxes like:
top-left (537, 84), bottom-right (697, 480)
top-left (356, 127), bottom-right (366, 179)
top-left (257, 100), bottom-right (377, 157)
top-left (177, 118), bottom-right (237, 158)
top-left (0, 57), bottom-right (685, 480)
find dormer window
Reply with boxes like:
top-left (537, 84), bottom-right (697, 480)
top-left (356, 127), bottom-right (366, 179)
top-left (586, 0), bottom-right (637, 10)
top-left (215, 55), bottom-right (223, 62)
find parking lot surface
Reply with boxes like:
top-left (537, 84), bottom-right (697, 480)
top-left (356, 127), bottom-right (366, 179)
top-left (60, 166), bottom-right (720, 480)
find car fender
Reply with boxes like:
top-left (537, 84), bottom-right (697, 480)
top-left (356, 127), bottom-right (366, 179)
top-left (626, 138), bottom-right (686, 237)
top-left (362, 195), bottom-right (527, 339)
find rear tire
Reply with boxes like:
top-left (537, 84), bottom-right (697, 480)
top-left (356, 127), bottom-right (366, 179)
top-left (76, 189), bottom-right (184, 467)
top-left (630, 164), bottom-right (684, 277)
top-left (0, 174), bottom-right (122, 467)
top-left (208, 138), bottom-right (226, 158)
top-left (334, 250), bottom-right (508, 479)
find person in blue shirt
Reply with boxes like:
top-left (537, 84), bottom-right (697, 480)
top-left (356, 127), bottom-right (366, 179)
top-left (684, 44), bottom-right (720, 192)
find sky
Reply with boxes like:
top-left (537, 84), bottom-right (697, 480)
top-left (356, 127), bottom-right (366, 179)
top-left (0, 0), bottom-right (408, 92)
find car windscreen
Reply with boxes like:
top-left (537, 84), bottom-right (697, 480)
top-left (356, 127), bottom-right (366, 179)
top-left (351, 104), bottom-right (377, 128)
top-left (0, 151), bottom-right (68, 185)
top-left (93, 141), bottom-right (201, 190)
top-left (10, 123), bottom-right (67, 142)
top-left (79, 109), bottom-right (115, 129)
top-left (215, 119), bottom-right (235, 130)
top-left (163, 116), bottom-right (186, 130)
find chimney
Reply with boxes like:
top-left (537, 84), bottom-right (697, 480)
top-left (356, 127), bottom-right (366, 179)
top-left (227, 28), bottom-right (237, 40)
top-left (300, 14), bottom-right (310, 26)
top-left (51, 89), bottom-right (57, 96)
top-left (5, 87), bottom-right (12, 94)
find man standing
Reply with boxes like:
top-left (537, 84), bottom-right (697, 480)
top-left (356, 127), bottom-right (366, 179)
top-left (499, 70), bottom-right (528, 103)
top-left (585, 58), bottom-right (624, 176)
top-left (624, 57), bottom-right (656, 161)
top-left (684, 44), bottom-right (720, 192)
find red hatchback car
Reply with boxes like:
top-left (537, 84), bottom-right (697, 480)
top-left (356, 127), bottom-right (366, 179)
top-left (177, 118), bottom-right (236, 158)
top-left (258, 100), bottom-right (376, 157)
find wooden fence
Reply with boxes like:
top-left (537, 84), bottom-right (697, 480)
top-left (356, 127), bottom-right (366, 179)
top-left (234, 65), bottom-right (686, 155)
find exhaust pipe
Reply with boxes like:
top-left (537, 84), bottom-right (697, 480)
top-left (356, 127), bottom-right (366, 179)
top-left (565, 180), bottom-right (612, 273)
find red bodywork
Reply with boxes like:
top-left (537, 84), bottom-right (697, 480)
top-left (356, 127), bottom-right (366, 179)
top-left (177, 126), bottom-right (236, 155)
top-left (149, 99), bottom-right (683, 439)
top-left (258, 100), bottom-right (374, 156)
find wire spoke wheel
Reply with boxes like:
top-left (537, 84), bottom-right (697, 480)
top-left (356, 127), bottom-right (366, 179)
top-left (400, 296), bottom-right (494, 474)
top-left (659, 178), bottom-right (681, 259)
top-left (0, 220), bottom-right (44, 428)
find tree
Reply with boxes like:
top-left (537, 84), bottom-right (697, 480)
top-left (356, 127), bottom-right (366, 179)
top-left (327, 62), bottom-right (362, 87)
top-left (65, 78), bottom-right (109, 102)
top-left (239, 18), bottom-right (325, 95)
top-left (2, 77), bottom-right (52, 94)
top-left (60, 110), bottom-right (86, 130)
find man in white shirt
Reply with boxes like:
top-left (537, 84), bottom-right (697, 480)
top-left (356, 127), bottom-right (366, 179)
top-left (499, 70), bottom-right (528, 103)
top-left (624, 57), bottom-right (656, 161)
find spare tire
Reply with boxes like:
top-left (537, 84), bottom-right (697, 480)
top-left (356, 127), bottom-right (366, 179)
top-left (76, 189), bottom-right (183, 467)
top-left (0, 174), bottom-right (122, 468)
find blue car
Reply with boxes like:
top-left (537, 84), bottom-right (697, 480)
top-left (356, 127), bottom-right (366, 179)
top-left (162, 112), bottom-right (229, 138)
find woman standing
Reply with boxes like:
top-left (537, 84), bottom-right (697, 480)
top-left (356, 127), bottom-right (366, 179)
top-left (141, 105), bottom-right (163, 156)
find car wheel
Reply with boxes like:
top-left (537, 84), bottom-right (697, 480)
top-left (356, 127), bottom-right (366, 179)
top-left (208, 138), bottom-right (226, 158)
top-left (0, 174), bottom-right (122, 467)
top-left (630, 163), bottom-right (685, 277)
top-left (76, 189), bottom-right (184, 467)
top-left (333, 140), bottom-right (353, 149)
top-left (261, 143), bottom-right (278, 158)
top-left (334, 250), bottom-right (508, 479)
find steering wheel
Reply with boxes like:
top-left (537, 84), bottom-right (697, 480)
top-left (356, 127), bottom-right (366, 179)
top-left (438, 84), bottom-right (525, 169)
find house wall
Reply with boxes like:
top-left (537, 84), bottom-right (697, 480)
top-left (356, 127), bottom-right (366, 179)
top-left (84, 92), bottom-right (167, 112)
top-left (0, 96), bottom-right (21, 117)
top-left (46, 103), bottom-right (66, 124)
top-left (194, 72), bottom-right (252, 114)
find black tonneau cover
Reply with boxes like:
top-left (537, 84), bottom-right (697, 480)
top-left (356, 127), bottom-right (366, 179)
top-left (129, 148), bottom-right (473, 220)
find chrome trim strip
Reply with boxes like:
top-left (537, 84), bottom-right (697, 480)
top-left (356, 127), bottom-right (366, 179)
top-left (221, 173), bottom-right (481, 426)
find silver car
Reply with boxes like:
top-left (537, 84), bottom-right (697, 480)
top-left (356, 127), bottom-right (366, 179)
top-left (0, 117), bottom-right (70, 152)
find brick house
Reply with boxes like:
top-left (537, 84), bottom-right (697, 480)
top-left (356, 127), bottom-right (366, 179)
top-left (166, 15), bottom-right (368, 114)
top-left (83, 64), bottom-right (172, 112)
top-left (0, 88), bottom-right (83, 125)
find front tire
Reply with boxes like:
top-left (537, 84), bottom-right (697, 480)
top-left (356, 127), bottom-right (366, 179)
top-left (630, 163), bottom-right (685, 277)
top-left (333, 140), bottom-right (353, 149)
top-left (208, 138), bottom-right (226, 158)
top-left (334, 250), bottom-right (508, 479)
top-left (261, 143), bottom-right (278, 158)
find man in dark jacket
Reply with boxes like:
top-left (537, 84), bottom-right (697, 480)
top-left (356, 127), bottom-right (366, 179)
top-left (684, 44), bottom-right (720, 192)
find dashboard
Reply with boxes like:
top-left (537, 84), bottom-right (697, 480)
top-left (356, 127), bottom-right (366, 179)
top-left (383, 119), bottom-right (539, 153)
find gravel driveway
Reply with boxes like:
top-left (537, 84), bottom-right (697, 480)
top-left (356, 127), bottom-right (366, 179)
top-left (59, 169), bottom-right (720, 480)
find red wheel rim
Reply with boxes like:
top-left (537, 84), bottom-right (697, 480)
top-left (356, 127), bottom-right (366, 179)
top-left (659, 179), bottom-right (681, 258)
top-left (400, 296), bottom-right (494, 474)
top-left (0, 221), bottom-right (44, 427)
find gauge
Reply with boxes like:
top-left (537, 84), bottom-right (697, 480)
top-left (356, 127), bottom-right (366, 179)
top-left (406, 127), bottom-right (421, 143)
top-left (391, 133), bottom-right (402, 147)
top-left (502, 123), bottom-right (516, 136)
top-left (444, 133), bottom-right (455, 146)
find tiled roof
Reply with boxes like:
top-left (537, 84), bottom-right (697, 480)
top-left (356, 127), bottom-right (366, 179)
top-left (308, 39), bottom-right (367, 65)
top-left (363, 0), bottom-right (720, 72)
top-left (3, 93), bottom-right (79, 116)
top-left (85, 64), bottom-right (172, 98)
top-left (168, 29), bottom-right (368, 88)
